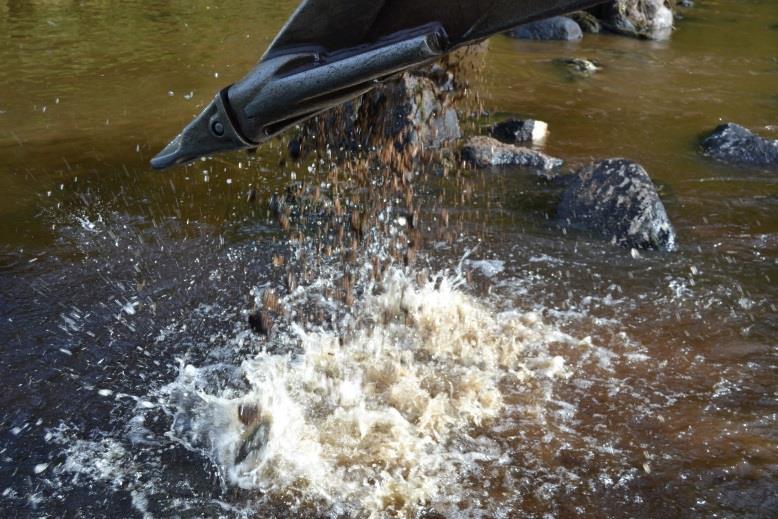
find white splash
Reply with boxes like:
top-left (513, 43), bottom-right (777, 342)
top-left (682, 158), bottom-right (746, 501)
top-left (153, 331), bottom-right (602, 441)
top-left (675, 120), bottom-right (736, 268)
top-left (163, 267), bottom-right (572, 516)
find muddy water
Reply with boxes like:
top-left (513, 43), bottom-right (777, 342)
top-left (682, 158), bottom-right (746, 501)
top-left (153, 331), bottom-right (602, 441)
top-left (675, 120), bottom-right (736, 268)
top-left (1, 0), bottom-right (776, 517)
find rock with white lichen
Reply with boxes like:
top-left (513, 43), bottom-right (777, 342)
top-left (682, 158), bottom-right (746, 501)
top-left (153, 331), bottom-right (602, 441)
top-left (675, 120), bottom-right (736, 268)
top-left (489, 118), bottom-right (549, 144)
top-left (590, 0), bottom-right (674, 40)
top-left (462, 136), bottom-right (563, 172)
top-left (701, 123), bottom-right (778, 170)
top-left (558, 159), bottom-right (676, 251)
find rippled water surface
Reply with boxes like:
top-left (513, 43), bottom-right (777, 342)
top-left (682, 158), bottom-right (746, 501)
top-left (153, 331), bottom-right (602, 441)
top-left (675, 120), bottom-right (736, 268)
top-left (1, 0), bottom-right (776, 517)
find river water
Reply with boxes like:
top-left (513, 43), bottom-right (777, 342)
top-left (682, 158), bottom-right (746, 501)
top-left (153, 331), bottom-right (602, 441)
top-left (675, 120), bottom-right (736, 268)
top-left (1, 1), bottom-right (776, 517)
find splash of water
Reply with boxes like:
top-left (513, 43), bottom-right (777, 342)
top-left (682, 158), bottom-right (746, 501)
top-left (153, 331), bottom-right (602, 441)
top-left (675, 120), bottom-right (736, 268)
top-left (162, 263), bottom-right (571, 517)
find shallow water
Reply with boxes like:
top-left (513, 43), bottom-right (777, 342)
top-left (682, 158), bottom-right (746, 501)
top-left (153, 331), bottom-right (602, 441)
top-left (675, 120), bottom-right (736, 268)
top-left (1, 0), bottom-right (777, 517)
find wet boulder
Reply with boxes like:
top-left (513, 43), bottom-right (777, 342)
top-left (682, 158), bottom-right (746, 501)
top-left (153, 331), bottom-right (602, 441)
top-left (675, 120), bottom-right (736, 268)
top-left (400, 72), bottom-right (462, 149)
top-left (462, 136), bottom-right (563, 173)
top-left (295, 46), bottom-right (494, 164)
top-left (558, 159), bottom-right (676, 251)
top-left (700, 123), bottom-right (778, 170)
top-left (489, 118), bottom-right (548, 144)
top-left (569, 11), bottom-right (602, 33)
top-left (590, 0), bottom-right (674, 40)
top-left (507, 16), bottom-right (583, 41)
top-left (298, 69), bottom-right (461, 163)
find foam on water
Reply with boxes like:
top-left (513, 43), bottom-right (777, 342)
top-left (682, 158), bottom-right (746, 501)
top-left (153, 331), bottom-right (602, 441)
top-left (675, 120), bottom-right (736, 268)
top-left (160, 264), bottom-right (574, 517)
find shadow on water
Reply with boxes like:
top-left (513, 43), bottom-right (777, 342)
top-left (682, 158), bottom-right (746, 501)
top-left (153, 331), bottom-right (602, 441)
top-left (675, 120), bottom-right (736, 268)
top-left (0, 0), bottom-right (777, 517)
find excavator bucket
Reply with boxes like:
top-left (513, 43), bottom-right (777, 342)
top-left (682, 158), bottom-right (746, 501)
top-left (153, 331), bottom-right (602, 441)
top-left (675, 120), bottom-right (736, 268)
top-left (151, 0), bottom-right (605, 169)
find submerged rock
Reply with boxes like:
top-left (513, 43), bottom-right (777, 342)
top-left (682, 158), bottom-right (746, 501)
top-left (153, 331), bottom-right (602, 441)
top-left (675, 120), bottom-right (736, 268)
top-left (555, 57), bottom-right (601, 78)
top-left (507, 16), bottom-right (583, 41)
top-left (558, 159), bottom-right (676, 251)
top-left (701, 123), bottom-right (778, 170)
top-left (590, 0), bottom-right (674, 40)
top-left (489, 118), bottom-right (548, 144)
top-left (462, 136), bottom-right (563, 172)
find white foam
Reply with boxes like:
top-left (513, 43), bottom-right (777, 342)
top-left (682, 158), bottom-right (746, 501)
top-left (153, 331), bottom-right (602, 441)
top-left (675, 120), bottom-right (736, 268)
top-left (163, 267), bottom-right (575, 516)
top-left (466, 259), bottom-right (505, 278)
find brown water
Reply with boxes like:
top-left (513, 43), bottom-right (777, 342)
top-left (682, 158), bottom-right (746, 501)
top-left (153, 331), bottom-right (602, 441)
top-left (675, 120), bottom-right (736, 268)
top-left (1, 0), bottom-right (777, 517)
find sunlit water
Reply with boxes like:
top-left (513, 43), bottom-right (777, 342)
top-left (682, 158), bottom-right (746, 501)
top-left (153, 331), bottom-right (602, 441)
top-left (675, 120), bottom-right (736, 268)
top-left (1, 1), bottom-right (776, 517)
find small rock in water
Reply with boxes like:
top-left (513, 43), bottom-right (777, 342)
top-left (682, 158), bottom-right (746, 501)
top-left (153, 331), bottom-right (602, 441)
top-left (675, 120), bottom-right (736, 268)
top-left (700, 123), bottom-right (778, 170)
top-left (462, 136), bottom-right (563, 172)
top-left (558, 159), bottom-right (676, 251)
top-left (556, 57), bottom-right (601, 77)
top-left (507, 16), bottom-right (583, 41)
top-left (489, 118), bottom-right (548, 144)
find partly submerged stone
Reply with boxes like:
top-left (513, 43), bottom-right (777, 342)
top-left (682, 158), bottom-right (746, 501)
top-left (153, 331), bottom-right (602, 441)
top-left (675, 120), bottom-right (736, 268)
top-left (507, 16), bottom-right (583, 41)
top-left (554, 57), bottom-right (602, 78)
top-left (489, 118), bottom-right (548, 144)
top-left (569, 11), bottom-right (602, 33)
top-left (558, 159), bottom-right (676, 251)
top-left (701, 123), bottom-right (778, 170)
top-left (591, 0), bottom-right (674, 40)
top-left (462, 136), bottom-right (563, 172)
top-left (299, 68), bottom-right (461, 160)
top-left (377, 70), bottom-right (462, 150)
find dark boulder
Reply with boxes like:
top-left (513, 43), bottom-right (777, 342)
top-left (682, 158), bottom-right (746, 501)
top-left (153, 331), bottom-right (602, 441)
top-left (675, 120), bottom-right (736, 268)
top-left (402, 72), bottom-right (462, 149)
top-left (507, 16), bottom-right (583, 41)
top-left (489, 118), bottom-right (548, 144)
top-left (298, 66), bottom-right (462, 165)
top-left (462, 136), bottom-right (563, 173)
top-left (558, 159), bottom-right (676, 251)
top-left (701, 123), bottom-right (778, 170)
